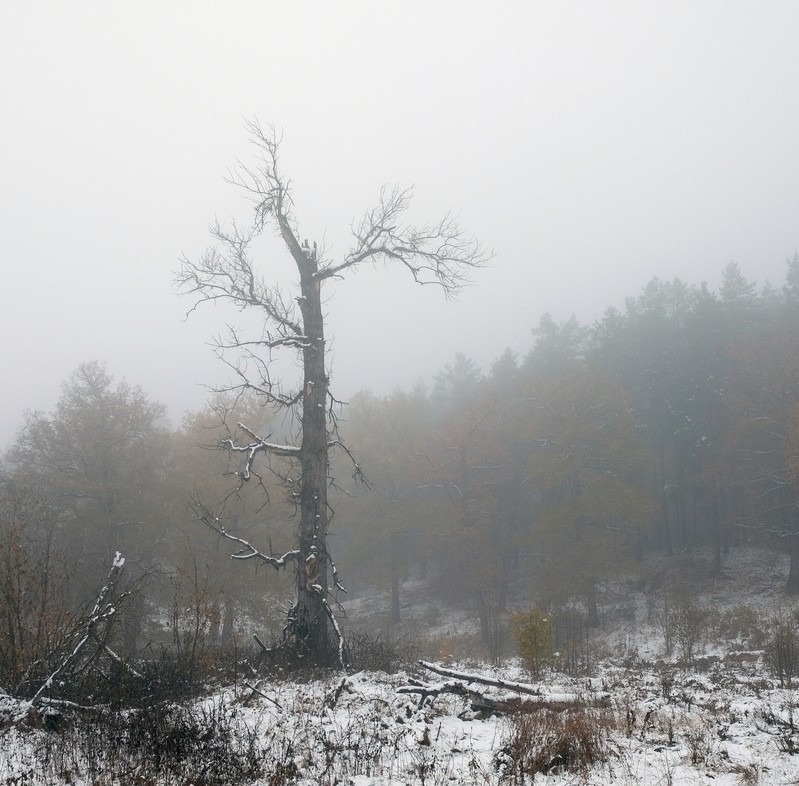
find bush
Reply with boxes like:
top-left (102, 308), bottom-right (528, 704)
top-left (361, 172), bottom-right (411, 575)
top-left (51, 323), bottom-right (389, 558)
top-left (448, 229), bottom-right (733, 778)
top-left (713, 605), bottom-right (768, 649)
top-left (496, 705), bottom-right (613, 781)
top-left (661, 594), bottom-right (705, 665)
top-left (765, 612), bottom-right (799, 688)
top-left (512, 608), bottom-right (553, 678)
top-left (345, 630), bottom-right (418, 674)
top-left (32, 697), bottom-right (264, 785)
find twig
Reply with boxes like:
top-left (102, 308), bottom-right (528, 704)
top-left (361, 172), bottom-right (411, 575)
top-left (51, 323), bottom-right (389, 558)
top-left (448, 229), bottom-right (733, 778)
top-left (244, 682), bottom-right (283, 710)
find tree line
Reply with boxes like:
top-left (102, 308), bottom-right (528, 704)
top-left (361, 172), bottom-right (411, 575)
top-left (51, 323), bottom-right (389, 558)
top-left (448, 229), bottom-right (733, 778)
top-left (333, 255), bottom-right (799, 626)
top-left (3, 259), bottom-right (799, 684)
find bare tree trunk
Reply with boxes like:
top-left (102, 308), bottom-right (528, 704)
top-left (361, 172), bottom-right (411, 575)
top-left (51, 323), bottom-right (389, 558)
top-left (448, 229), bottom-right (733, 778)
top-left (294, 244), bottom-right (334, 659)
top-left (390, 532), bottom-right (403, 625)
top-left (789, 533), bottom-right (799, 596)
top-left (221, 597), bottom-right (234, 646)
top-left (391, 573), bottom-right (401, 625)
top-left (711, 476), bottom-right (723, 575)
top-left (657, 433), bottom-right (673, 555)
top-left (586, 584), bottom-right (600, 628)
top-left (497, 551), bottom-right (510, 612)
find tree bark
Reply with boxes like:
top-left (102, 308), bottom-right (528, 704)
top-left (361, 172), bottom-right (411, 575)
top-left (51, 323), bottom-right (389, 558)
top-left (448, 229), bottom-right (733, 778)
top-left (293, 242), bottom-right (334, 660)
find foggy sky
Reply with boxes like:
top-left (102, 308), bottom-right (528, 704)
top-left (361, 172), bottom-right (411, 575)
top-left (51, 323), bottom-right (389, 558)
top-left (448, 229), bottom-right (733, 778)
top-left (2, 2), bottom-right (799, 449)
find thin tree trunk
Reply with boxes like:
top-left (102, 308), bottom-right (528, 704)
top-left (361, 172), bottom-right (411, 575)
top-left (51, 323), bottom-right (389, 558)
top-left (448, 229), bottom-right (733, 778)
top-left (658, 433), bottom-right (673, 555)
top-left (788, 537), bottom-right (799, 595)
top-left (390, 532), bottom-right (402, 625)
top-left (586, 585), bottom-right (600, 628)
top-left (221, 597), bottom-right (234, 645)
top-left (391, 572), bottom-right (401, 625)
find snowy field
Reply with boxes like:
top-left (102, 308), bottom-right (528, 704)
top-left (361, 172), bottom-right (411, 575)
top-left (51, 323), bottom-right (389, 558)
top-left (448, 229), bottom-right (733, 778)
top-left (2, 655), bottom-right (799, 785)
top-left (3, 546), bottom-right (799, 785)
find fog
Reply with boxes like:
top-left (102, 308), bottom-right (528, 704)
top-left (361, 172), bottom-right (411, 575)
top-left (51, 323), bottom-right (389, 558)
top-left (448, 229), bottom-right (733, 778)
top-left (2, 2), bottom-right (798, 448)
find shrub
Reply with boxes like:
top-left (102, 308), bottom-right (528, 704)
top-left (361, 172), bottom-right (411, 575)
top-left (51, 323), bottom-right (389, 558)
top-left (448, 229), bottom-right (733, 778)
top-left (765, 612), bottom-right (799, 688)
top-left (496, 705), bottom-right (613, 781)
top-left (661, 594), bottom-right (705, 665)
top-left (344, 630), bottom-right (418, 674)
top-left (32, 697), bottom-right (264, 785)
top-left (714, 605), bottom-right (768, 649)
top-left (512, 608), bottom-right (553, 678)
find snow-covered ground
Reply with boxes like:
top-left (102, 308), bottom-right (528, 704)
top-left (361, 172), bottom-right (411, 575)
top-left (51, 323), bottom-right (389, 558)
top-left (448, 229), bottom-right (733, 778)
top-left (4, 659), bottom-right (799, 785)
top-left (4, 545), bottom-right (799, 784)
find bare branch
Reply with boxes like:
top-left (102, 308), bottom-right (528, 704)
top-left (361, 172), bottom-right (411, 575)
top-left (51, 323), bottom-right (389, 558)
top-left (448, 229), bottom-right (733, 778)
top-left (220, 422), bottom-right (300, 482)
top-left (209, 348), bottom-right (303, 410)
top-left (30, 552), bottom-right (139, 703)
top-left (328, 438), bottom-right (371, 488)
top-left (176, 220), bottom-right (303, 336)
top-left (230, 120), bottom-right (294, 229)
top-left (419, 661), bottom-right (543, 697)
top-left (195, 505), bottom-right (300, 570)
top-left (320, 595), bottom-right (347, 669)
top-left (316, 185), bottom-right (491, 296)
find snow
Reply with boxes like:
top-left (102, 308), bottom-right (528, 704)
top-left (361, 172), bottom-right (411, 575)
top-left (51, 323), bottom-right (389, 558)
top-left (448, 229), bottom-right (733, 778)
top-left (5, 546), bottom-right (799, 783)
top-left (4, 659), bottom-right (799, 784)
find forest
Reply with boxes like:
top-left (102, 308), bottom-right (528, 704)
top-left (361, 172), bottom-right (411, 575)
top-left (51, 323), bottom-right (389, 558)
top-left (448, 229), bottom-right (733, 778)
top-left (3, 256), bottom-right (799, 682)
top-left (5, 258), bottom-right (799, 784)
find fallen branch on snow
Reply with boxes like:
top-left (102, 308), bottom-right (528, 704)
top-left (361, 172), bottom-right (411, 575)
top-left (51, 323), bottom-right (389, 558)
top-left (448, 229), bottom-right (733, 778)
top-left (400, 661), bottom-right (611, 716)
top-left (419, 661), bottom-right (543, 696)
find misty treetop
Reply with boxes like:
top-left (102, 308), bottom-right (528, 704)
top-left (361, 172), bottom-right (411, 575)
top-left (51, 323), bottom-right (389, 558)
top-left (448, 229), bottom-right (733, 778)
top-left (334, 255), bottom-right (799, 619)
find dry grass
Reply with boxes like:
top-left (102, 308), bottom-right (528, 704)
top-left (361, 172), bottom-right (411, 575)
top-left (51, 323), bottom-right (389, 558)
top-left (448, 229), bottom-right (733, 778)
top-left (496, 703), bottom-right (614, 782)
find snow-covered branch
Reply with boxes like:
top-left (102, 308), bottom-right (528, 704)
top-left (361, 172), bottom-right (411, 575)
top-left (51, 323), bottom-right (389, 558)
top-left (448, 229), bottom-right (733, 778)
top-left (321, 596), bottom-right (346, 670)
top-left (418, 661), bottom-right (543, 697)
top-left (221, 422), bottom-right (301, 481)
top-left (29, 552), bottom-right (141, 704)
top-left (196, 506), bottom-right (300, 570)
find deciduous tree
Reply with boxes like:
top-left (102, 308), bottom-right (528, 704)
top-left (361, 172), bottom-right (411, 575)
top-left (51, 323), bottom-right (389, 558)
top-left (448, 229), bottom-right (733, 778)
top-left (8, 362), bottom-right (166, 587)
top-left (524, 366), bottom-right (653, 626)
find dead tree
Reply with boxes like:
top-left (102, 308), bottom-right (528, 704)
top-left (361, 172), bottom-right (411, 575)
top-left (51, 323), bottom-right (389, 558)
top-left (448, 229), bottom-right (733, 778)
top-left (0, 553), bottom-right (142, 728)
top-left (177, 121), bottom-right (488, 667)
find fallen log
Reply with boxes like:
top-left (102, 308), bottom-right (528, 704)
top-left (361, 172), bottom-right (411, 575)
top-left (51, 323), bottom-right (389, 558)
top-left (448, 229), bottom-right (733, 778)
top-left (398, 678), bottom-right (498, 715)
top-left (402, 662), bottom-right (611, 716)
top-left (419, 661), bottom-right (543, 696)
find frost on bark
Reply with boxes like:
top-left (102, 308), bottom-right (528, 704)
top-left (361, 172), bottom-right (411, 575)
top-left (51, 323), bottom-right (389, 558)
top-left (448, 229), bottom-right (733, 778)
top-left (177, 121), bottom-right (488, 667)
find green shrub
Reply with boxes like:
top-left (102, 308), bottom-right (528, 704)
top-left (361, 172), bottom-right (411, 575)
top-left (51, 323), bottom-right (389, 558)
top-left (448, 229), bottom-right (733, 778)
top-left (512, 608), bottom-right (553, 678)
